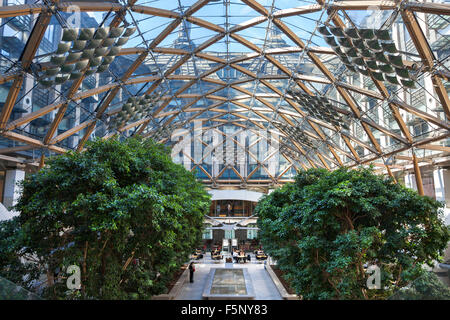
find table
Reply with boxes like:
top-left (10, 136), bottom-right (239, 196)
top-left (237, 255), bottom-right (247, 263)
top-left (191, 250), bottom-right (204, 259)
top-left (256, 253), bottom-right (267, 260)
top-left (212, 253), bottom-right (223, 260)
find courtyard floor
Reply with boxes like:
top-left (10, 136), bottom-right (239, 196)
top-left (175, 253), bottom-right (282, 300)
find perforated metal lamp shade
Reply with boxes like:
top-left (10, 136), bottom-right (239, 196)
top-left (50, 55), bottom-right (66, 66)
top-left (62, 28), bottom-right (78, 41)
top-left (66, 51), bottom-right (83, 63)
top-left (72, 40), bottom-right (87, 51)
top-left (60, 64), bottom-right (74, 73)
top-left (94, 27), bottom-right (110, 39)
top-left (109, 27), bottom-right (124, 38)
top-left (96, 64), bottom-right (110, 73)
top-left (89, 57), bottom-right (102, 67)
top-left (123, 27), bottom-right (137, 37)
top-left (86, 39), bottom-right (102, 49)
top-left (56, 42), bottom-right (71, 54)
top-left (101, 38), bottom-right (116, 47)
top-left (116, 37), bottom-right (129, 46)
top-left (45, 68), bottom-right (60, 76)
top-left (85, 69), bottom-right (97, 76)
top-left (79, 28), bottom-right (95, 40)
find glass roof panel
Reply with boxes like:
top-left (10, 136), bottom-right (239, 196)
top-left (0, 0), bottom-right (449, 185)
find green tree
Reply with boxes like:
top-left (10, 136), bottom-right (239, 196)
top-left (256, 167), bottom-right (450, 300)
top-left (389, 272), bottom-right (450, 300)
top-left (0, 137), bottom-right (210, 299)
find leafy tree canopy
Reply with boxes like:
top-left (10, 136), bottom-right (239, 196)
top-left (256, 167), bottom-right (450, 300)
top-left (389, 271), bottom-right (450, 300)
top-left (0, 137), bottom-right (210, 299)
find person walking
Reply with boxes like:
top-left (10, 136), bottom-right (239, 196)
top-left (189, 262), bottom-right (195, 283)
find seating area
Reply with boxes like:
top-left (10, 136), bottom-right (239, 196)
top-left (255, 250), bottom-right (268, 261)
top-left (232, 249), bottom-right (251, 263)
top-left (191, 247), bottom-right (268, 265)
top-left (210, 249), bottom-right (223, 261)
top-left (191, 249), bottom-right (204, 260)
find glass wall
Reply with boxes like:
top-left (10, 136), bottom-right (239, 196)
top-left (247, 224), bottom-right (258, 240)
top-left (209, 200), bottom-right (256, 217)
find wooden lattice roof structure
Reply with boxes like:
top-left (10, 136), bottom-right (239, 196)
top-left (0, 0), bottom-right (450, 191)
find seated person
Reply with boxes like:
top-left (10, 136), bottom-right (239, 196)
top-left (233, 250), bottom-right (238, 262)
top-left (238, 251), bottom-right (246, 262)
top-left (211, 250), bottom-right (222, 260)
top-left (256, 251), bottom-right (267, 260)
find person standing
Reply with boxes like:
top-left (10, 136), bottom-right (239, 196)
top-left (189, 262), bottom-right (195, 283)
top-left (227, 203), bottom-right (232, 216)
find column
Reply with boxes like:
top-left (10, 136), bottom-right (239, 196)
top-left (434, 168), bottom-right (450, 226)
top-left (432, 168), bottom-right (450, 282)
top-left (1, 168), bottom-right (25, 220)
top-left (71, 104), bottom-right (81, 149)
top-left (404, 172), bottom-right (417, 191)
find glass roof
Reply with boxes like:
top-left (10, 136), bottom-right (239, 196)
top-left (0, 0), bottom-right (449, 186)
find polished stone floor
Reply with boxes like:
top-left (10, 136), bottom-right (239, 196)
top-left (175, 253), bottom-right (282, 300)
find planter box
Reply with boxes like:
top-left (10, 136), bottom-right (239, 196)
top-left (265, 264), bottom-right (300, 300)
top-left (151, 267), bottom-right (189, 300)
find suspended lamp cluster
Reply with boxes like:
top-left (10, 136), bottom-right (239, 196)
top-left (146, 123), bottom-right (179, 142)
top-left (288, 89), bottom-right (350, 130)
top-left (279, 141), bottom-right (302, 162)
top-left (318, 26), bottom-right (416, 88)
top-left (110, 93), bottom-right (159, 129)
top-left (274, 122), bottom-right (317, 149)
top-left (37, 26), bottom-right (136, 88)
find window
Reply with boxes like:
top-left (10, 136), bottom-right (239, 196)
top-left (202, 229), bottom-right (212, 240)
top-left (44, 25), bottom-right (54, 42)
top-left (3, 25), bottom-right (15, 37)
top-left (247, 224), bottom-right (258, 239)
top-left (224, 230), bottom-right (235, 239)
top-left (413, 121), bottom-right (429, 137)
